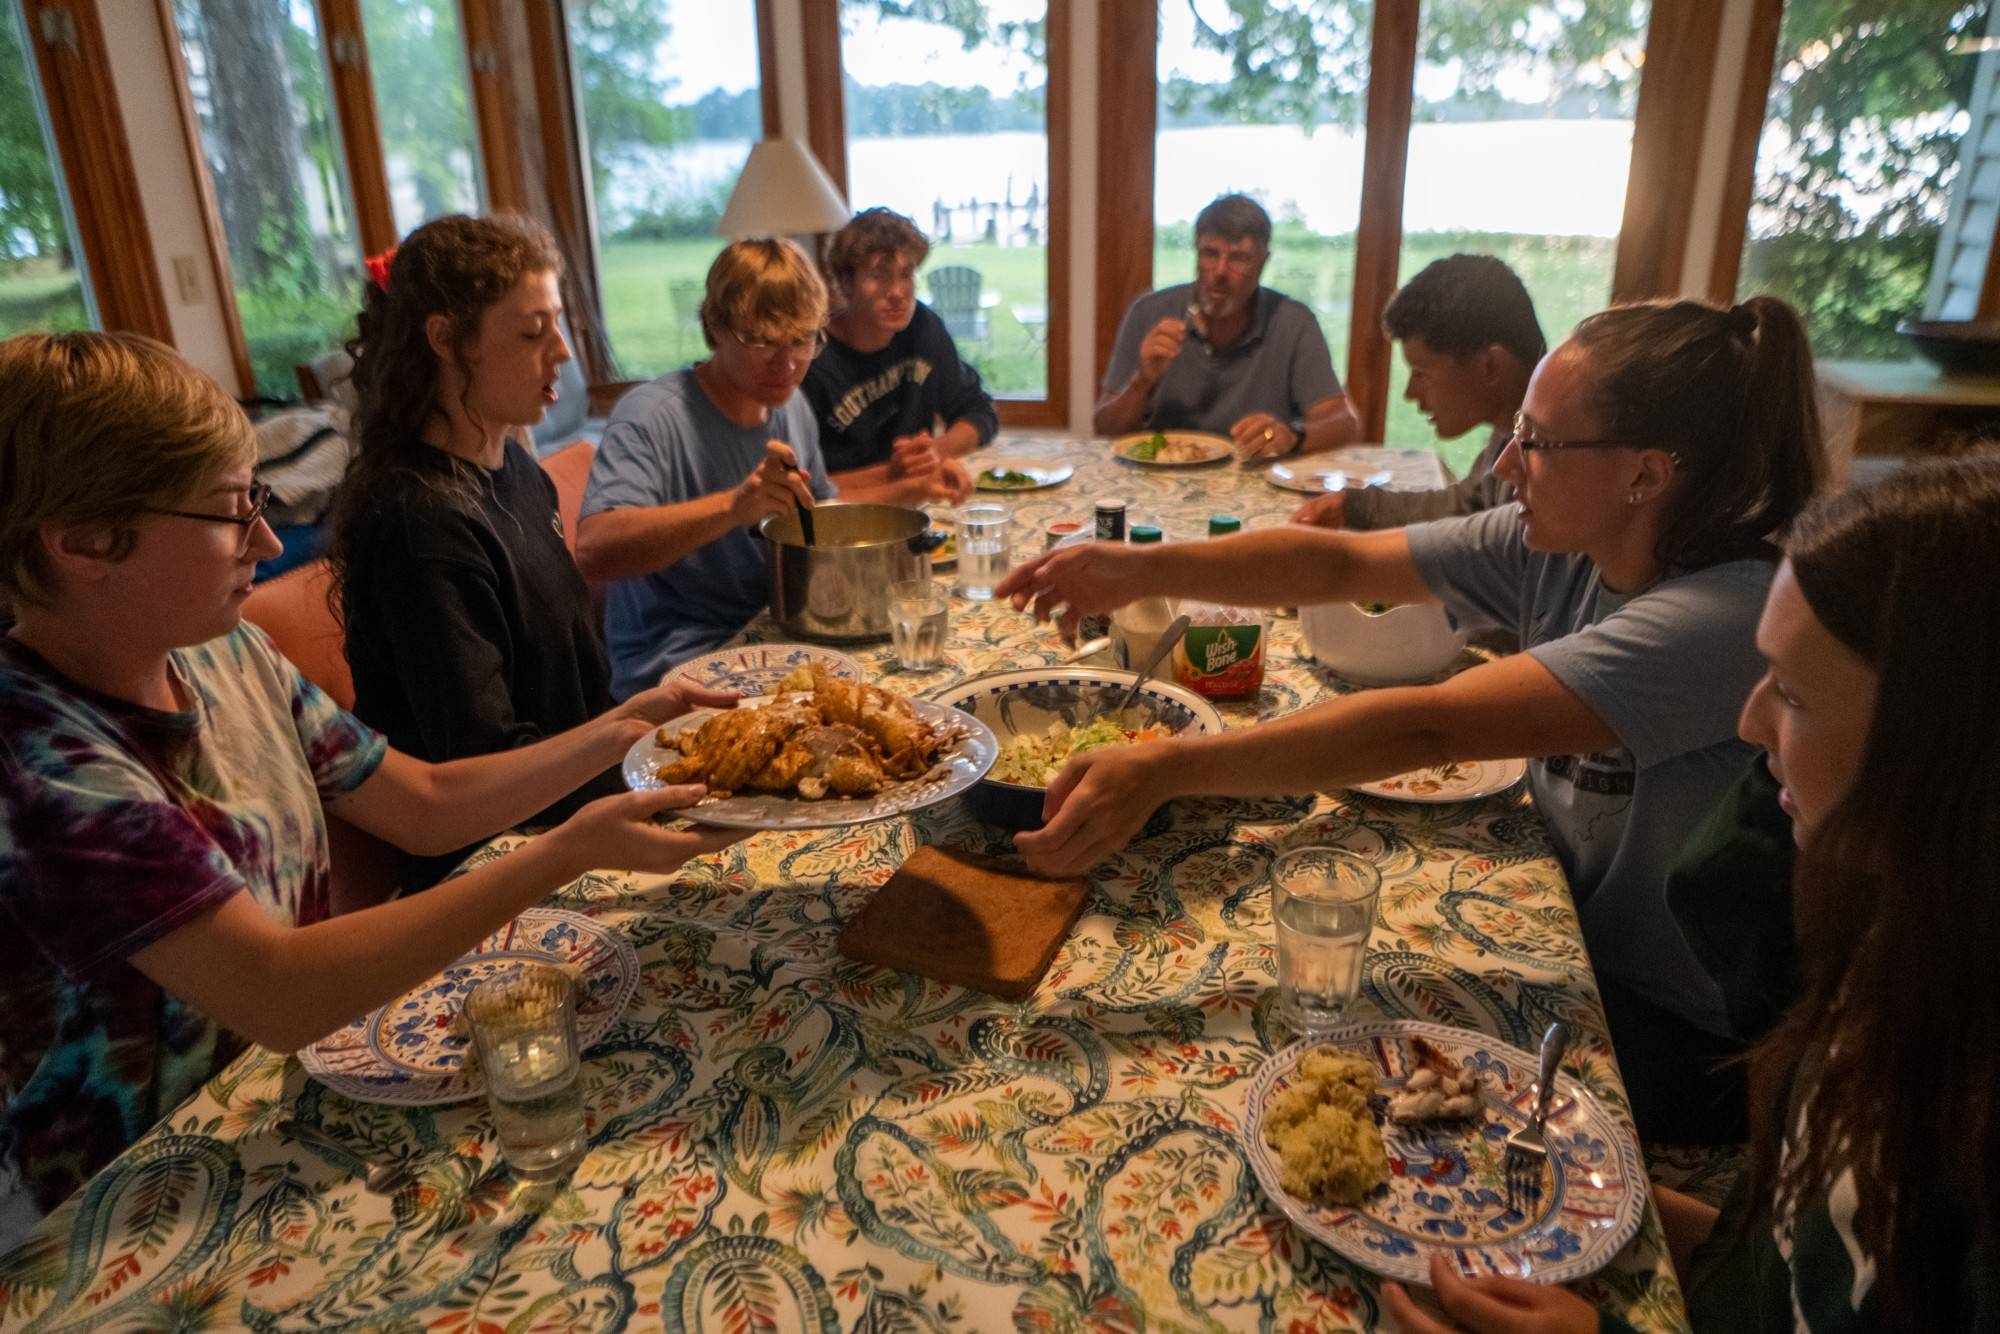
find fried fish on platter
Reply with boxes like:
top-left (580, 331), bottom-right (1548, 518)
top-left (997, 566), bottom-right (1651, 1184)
top-left (652, 670), bottom-right (951, 800)
top-left (749, 723), bottom-right (886, 797)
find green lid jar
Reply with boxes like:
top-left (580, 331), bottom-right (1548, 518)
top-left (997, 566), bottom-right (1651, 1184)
top-left (1130, 524), bottom-right (1163, 543)
top-left (1207, 514), bottom-right (1242, 537)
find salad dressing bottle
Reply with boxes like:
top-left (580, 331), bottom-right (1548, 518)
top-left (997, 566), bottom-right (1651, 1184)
top-left (1111, 525), bottom-right (1175, 679)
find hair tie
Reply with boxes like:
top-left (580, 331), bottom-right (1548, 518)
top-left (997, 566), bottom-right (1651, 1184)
top-left (364, 247), bottom-right (397, 292)
top-left (1725, 302), bottom-right (1757, 337)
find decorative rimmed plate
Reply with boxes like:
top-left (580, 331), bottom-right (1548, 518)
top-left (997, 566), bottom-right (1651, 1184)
top-left (975, 460), bottom-right (1074, 491)
top-left (1349, 758), bottom-right (1527, 804)
top-left (1266, 461), bottom-right (1397, 494)
top-left (1112, 431), bottom-right (1233, 467)
top-left (661, 644), bottom-right (864, 695)
top-left (622, 695), bottom-right (998, 830)
top-left (1244, 1021), bottom-right (1645, 1284)
top-left (298, 908), bottom-right (638, 1106)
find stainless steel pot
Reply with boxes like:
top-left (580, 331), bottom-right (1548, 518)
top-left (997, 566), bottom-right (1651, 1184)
top-left (760, 504), bottom-right (947, 642)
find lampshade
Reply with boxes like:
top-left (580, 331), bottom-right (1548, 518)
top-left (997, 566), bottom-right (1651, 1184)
top-left (716, 138), bottom-right (852, 238)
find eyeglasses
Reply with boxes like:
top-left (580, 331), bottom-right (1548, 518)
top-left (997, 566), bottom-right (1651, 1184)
top-left (142, 482), bottom-right (273, 557)
top-left (1507, 412), bottom-right (1634, 454)
top-left (732, 326), bottom-right (828, 363)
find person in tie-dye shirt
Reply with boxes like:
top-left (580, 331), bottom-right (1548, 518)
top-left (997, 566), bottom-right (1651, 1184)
top-left (0, 332), bottom-right (748, 1247)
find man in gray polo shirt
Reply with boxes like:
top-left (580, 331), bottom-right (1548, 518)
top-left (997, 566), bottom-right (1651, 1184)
top-left (1096, 193), bottom-right (1360, 459)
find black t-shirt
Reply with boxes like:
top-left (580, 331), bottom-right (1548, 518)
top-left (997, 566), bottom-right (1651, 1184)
top-left (341, 441), bottom-right (619, 886)
top-left (801, 302), bottom-right (999, 472)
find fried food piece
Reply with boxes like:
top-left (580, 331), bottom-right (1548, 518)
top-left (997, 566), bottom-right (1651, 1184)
top-left (750, 723), bottom-right (887, 798)
top-left (657, 698), bottom-right (817, 793)
top-left (794, 663), bottom-right (938, 777)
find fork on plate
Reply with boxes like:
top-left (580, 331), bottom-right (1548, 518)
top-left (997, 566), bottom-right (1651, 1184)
top-left (1503, 1022), bottom-right (1570, 1213)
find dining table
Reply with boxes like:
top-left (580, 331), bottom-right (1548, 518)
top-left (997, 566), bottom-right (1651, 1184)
top-left (0, 437), bottom-right (1692, 1333)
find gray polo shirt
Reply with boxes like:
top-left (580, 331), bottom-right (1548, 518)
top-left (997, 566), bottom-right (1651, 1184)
top-left (1406, 505), bottom-right (1774, 1037)
top-left (1103, 283), bottom-right (1342, 434)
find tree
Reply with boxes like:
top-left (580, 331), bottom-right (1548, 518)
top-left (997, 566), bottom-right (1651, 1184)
top-left (569, 0), bottom-right (689, 198)
top-left (1740, 1), bottom-right (1987, 358)
top-left (1163, 0), bottom-right (1645, 130)
top-left (183, 0), bottom-right (322, 293)
top-left (359, 0), bottom-right (478, 222)
top-left (0, 3), bottom-right (67, 263)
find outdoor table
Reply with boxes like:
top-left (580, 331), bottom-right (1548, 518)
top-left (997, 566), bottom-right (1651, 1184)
top-left (0, 438), bottom-right (1690, 1333)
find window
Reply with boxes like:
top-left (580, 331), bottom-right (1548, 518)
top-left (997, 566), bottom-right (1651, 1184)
top-left (568, 0), bottom-right (765, 378)
top-left (1154, 0), bottom-right (1371, 402)
top-left (359, 0), bottom-right (483, 234)
top-left (1739, 2), bottom-right (1991, 360)
top-left (0, 0), bottom-right (92, 336)
top-left (1389, 1), bottom-right (1648, 465)
top-left (840, 0), bottom-right (1056, 402)
top-left (171, 0), bottom-right (364, 398)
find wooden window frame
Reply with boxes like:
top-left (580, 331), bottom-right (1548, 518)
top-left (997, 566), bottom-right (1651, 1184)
top-left (461, 0), bottom-right (526, 214)
top-left (1346, 0), bottom-right (1419, 443)
top-left (20, 0), bottom-right (173, 344)
top-left (804, 0), bottom-right (1071, 429)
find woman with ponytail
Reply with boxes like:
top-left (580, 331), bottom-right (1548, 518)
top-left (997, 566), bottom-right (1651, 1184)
top-left (327, 215), bottom-right (716, 889)
top-left (1385, 453), bottom-right (2000, 1333)
top-left (997, 296), bottom-right (1825, 1140)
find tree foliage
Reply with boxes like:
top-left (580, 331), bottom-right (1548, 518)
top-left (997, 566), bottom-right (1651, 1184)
top-left (0, 5), bottom-right (66, 263)
top-left (1740, 1), bottom-right (1988, 357)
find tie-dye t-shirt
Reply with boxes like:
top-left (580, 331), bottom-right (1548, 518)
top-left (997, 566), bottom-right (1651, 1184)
top-left (0, 623), bottom-right (385, 1244)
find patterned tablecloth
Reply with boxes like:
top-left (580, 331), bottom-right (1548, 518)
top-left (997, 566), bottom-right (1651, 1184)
top-left (0, 439), bottom-right (1690, 1333)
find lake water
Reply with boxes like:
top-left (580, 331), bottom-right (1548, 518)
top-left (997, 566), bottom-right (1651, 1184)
top-left (601, 119), bottom-right (1638, 239)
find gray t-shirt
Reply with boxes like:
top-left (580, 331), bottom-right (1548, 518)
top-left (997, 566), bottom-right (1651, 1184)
top-left (581, 368), bottom-right (834, 698)
top-left (1406, 506), bottom-right (1773, 1036)
top-left (1344, 422), bottom-right (1516, 529)
top-left (1103, 283), bottom-right (1342, 435)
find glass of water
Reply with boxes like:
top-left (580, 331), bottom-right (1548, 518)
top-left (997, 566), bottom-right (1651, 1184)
top-left (1271, 847), bottom-right (1381, 1035)
top-left (890, 579), bottom-right (949, 670)
top-left (466, 965), bottom-right (587, 1182)
top-left (953, 503), bottom-right (1012, 600)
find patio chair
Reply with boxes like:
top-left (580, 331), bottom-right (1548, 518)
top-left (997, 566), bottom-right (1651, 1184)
top-left (927, 265), bottom-right (990, 346)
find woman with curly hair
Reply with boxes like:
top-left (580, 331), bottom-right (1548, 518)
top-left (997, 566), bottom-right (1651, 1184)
top-left (326, 214), bottom-right (657, 888)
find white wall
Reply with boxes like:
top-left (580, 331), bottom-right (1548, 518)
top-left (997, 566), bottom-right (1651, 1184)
top-left (99, 4), bottom-right (239, 389)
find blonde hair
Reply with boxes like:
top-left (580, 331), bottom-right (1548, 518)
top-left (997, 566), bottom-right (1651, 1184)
top-left (0, 331), bottom-right (255, 609)
top-left (699, 238), bottom-right (828, 349)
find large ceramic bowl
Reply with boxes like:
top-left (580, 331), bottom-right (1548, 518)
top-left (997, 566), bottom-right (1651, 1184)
top-left (933, 668), bottom-right (1225, 829)
top-left (1299, 600), bottom-right (1468, 685)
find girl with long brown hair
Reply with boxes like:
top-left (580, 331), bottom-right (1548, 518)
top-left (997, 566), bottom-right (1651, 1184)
top-left (1385, 454), bottom-right (2000, 1332)
top-left (325, 214), bottom-right (696, 888)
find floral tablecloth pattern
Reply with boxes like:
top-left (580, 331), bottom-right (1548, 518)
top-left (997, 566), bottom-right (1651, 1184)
top-left (0, 439), bottom-right (1689, 1332)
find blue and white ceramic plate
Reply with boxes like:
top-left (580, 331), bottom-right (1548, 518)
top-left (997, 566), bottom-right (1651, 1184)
top-left (1244, 1020), bottom-right (1646, 1285)
top-left (298, 908), bottom-right (638, 1107)
top-left (661, 644), bottom-right (864, 695)
top-left (622, 695), bottom-right (997, 830)
top-left (934, 667), bottom-right (1225, 792)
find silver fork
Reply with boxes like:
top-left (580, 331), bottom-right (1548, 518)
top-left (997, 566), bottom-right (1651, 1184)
top-left (1504, 1022), bottom-right (1570, 1213)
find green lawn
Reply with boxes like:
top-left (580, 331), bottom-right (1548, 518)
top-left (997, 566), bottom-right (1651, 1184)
top-left (0, 263), bottom-right (89, 338)
top-left (597, 237), bottom-right (1052, 393)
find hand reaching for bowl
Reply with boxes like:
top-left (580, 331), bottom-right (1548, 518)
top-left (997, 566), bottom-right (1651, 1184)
top-left (1013, 744), bottom-right (1176, 876)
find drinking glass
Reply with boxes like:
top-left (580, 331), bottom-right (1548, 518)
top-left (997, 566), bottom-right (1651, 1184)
top-left (1271, 847), bottom-right (1381, 1034)
top-left (953, 503), bottom-right (1012, 600)
top-left (466, 964), bottom-right (587, 1181)
top-left (890, 579), bottom-right (950, 670)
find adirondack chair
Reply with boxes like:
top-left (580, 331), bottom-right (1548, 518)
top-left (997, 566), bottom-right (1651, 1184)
top-left (926, 264), bottom-right (990, 346)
